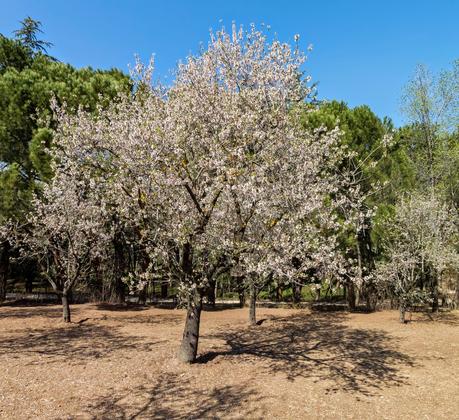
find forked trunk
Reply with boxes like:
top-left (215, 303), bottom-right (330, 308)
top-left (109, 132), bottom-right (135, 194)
top-left (178, 289), bottom-right (203, 363)
top-left (62, 293), bottom-right (71, 323)
top-left (249, 284), bottom-right (257, 326)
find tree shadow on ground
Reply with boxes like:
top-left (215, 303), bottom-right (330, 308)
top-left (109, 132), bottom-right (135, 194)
top-left (0, 323), bottom-right (162, 366)
top-left (84, 373), bottom-right (265, 419)
top-left (197, 312), bottom-right (416, 396)
top-left (413, 310), bottom-right (459, 326)
top-left (0, 302), bottom-right (73, 320)
top-left (95, 302), bottom-right (150, 312)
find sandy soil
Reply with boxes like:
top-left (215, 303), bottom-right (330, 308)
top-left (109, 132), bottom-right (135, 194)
top-left (0, 302), bottom-right (458, 420)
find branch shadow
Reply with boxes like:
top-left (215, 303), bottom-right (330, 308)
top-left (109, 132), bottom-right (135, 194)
top-left (84, 373), bottom-right (266, 419)
top-left (95, 303), bottom-right (150, 312)
top-left (0, 323), bottom-right (163, 366)
top-left (0, 302), bottom-right (73, 320)
top-left (120, 313), bottom-right (183, 326)
top-left (412, 310), bottom-right (459, 326)
top-left (197, 312), bottom-right (416, 396)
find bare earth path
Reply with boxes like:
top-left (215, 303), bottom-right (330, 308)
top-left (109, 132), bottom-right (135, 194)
top-left (0, 303), bottom-right (458, 419)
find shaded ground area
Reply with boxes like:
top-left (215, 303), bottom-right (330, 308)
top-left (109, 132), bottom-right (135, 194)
top-left (0, 304), bottom-right (458, 419)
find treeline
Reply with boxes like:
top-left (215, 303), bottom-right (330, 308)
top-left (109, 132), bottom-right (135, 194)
top-left (0, 20), bottom-right (458, 361)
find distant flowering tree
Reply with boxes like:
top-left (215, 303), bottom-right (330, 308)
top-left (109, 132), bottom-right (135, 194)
top-left (50, 24), bottom-right (352, 362)
top-left (375, 194), bottom-right (459, 322)
top-left (22, 156), bottom-right (110, 322)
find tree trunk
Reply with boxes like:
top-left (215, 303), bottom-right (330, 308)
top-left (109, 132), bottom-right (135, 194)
top-left (275, 285), bottom-right (281, 302)
top-left (347, 283), bottom-right (356, 310)
top-left (109, 277), bottom-right (125, 304)
top-left (366, 292), bottom-right (377, 312)
top-left (431, 280), bottom-right (439, 312)
top-left (399, 304), bottom-right (406, 324)
top-left (292, 283), bottom-right (302, 304)
top-left (234, 276), bottom-right (245, 308)
top-left (315, 287), bottom-right (321, 302)
top-left (0, 242), bottom-right (10, 303)
top-left (62, 292), bottom-right (71, 323)
top-left (160, 283), bottom-right (168, 299)
top-left (207, 279), bottom-right (216, 307)
top-left (138, 286), bottom-right (147, 305)
top-left (25, 276), bottom-right (33, 294)
top-left (111, 231), bottom-right (126, 303)
top-left (364, 283), bottom-right (377, 312)
top-left (249, 284), bottom-right (257, 326)
top-left (178, 289), bottom-right (202, 363)
top-left (238, 290), bottom-right (245, 308)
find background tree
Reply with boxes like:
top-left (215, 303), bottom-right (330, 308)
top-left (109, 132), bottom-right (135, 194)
top-left (301, 101), bottom-right (415, 310)
top-left (13, 16), bottom-right (53, 55)
top-left (375, 194), bottom-right (459, 322)
top-left (22, 158), bottom-right (109, 322)
top-left (401, 60), bottom-right (459, 190)
top-left (0, 18), bottom-right (131, 301)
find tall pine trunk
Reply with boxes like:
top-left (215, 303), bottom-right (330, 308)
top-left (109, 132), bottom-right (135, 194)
top-left (178, 288), bottom-right (202, 363)
top-left (249, 284), bottom-right (257, 326)
top-left (62, 292), bottom-right (71, 323)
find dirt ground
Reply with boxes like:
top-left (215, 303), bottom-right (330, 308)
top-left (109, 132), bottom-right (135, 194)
top-left (0, 303), bottom-right (458, 420)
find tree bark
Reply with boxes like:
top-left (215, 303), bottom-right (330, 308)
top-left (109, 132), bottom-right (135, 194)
top-left (62, 292), bottom-right (71, 323)
top-left (365, 292), bottom-right (377, 312)
top-left (206, 279), bottom-right (216, 307)
top-left (0, 242), bottom-right (10, 302)
top-left (110, 277), bottom-right (126, 304)
top-left (347, 283), bottom-right (356, 310)
top-left (249, 284), bottom-right (257, 326)
top-left (275, 285), bottom-right (281, 302)
top-left (138, 286), bottom-right (147, 305)
top-left (234, 276), bottom-right (245, 308)
top-left (399, 304), bottom-right (406, 324)
top-left (238, 290), bottom-right (245, 308)
top-left (111, 230), bottom-right (126, 303)
top-left (160, 283), bottom-right (168, 299)
top-left (178, 289), bottom-right (202, 363)
top-left (25, 276), bottom-right (33, 294)
top-left (431, 280), bottom-right (439, 312)
top-left (315, 286), bottom-right (321, 302)
top-left (292, 283), bottom-right (302, 304)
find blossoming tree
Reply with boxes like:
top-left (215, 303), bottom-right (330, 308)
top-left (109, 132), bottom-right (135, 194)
top-left (375, 194), bottom-right (459, 322)
top-left (50, 25), bottom-right (350, 362)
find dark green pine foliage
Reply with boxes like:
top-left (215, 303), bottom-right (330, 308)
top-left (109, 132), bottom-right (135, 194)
top-left (300, 101), bottom-right (416, 308)
top-left (0, 17), bottom-right (132, 223)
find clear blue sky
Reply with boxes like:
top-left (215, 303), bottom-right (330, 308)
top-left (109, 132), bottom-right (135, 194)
top-left (1, 0), bottom-right (458, 126)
